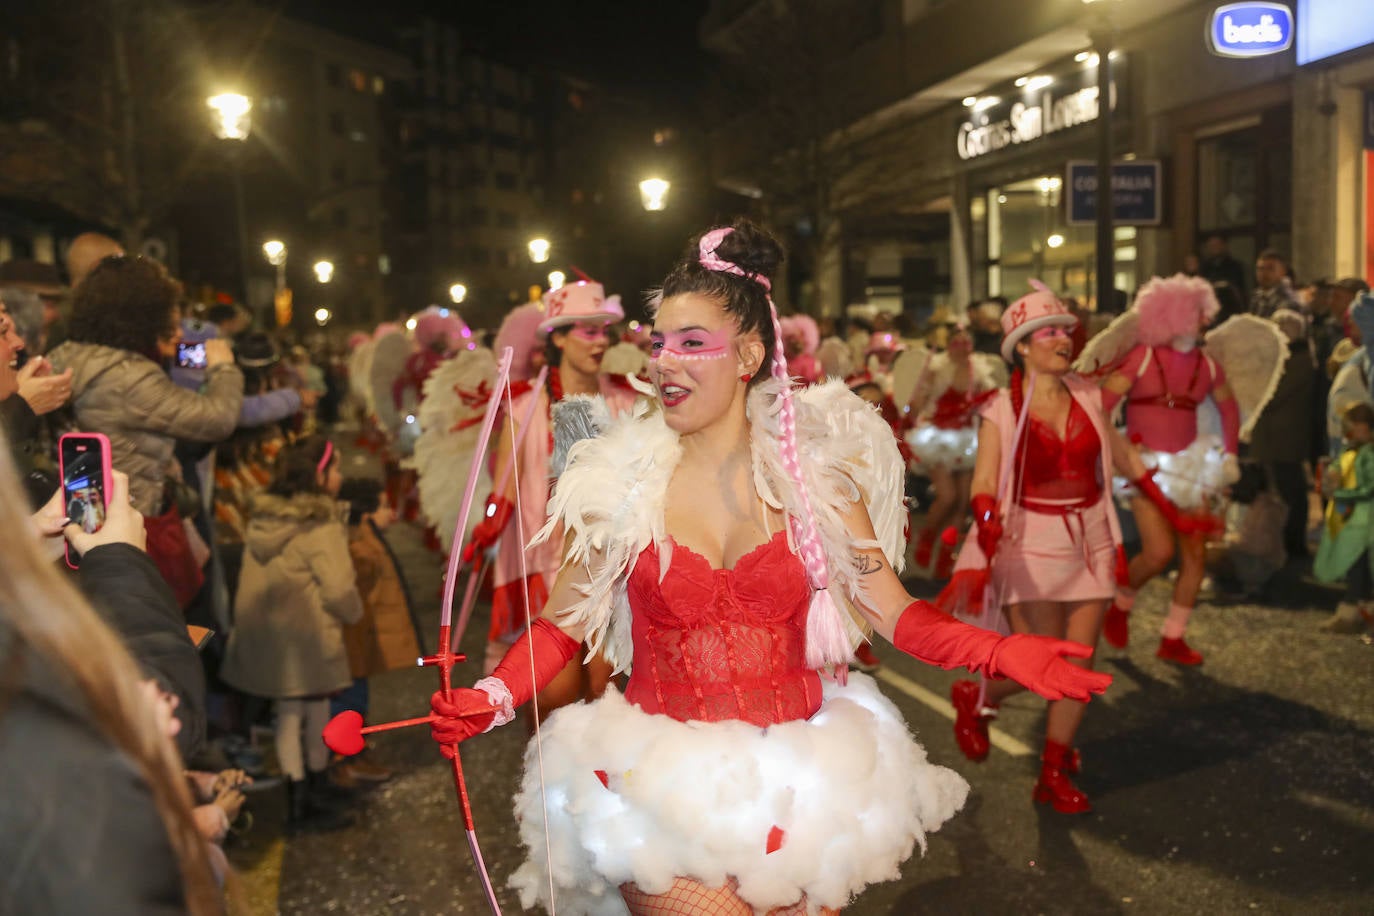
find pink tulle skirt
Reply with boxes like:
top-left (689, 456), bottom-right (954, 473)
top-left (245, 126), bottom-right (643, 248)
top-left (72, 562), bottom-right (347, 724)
top-left (995, 500), bottom-right (1116, 605)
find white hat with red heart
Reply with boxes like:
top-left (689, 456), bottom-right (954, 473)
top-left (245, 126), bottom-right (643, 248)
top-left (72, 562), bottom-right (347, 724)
top-left (539, 280), bottom-right (624, 333)
top-left (1000, 281), bottom-right (1078, 362)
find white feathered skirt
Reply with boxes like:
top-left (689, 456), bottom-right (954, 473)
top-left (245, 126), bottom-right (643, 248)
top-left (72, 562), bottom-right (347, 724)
top-left (508, 674), bottom-right (968, 915)
top-left (1115, 435), bottom-right (1228, 511)
top-left (905, 424), bottom-right (978, 473)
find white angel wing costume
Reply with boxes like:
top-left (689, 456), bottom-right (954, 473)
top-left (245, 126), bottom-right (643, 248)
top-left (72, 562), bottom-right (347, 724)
top-left (533, 378), bottom-right (907, 674)
top-left (888, 344), bottom-right (931, 411)
top-left (407, 348), bottom-right (498, 553)
top-left (1203, 314), bottom-right (1289, 442)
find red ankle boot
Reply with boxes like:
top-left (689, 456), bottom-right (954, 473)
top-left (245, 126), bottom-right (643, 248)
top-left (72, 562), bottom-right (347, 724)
top-left (914, 528), bottom-right (936, 569)
top-left (950, 680), bottom-right (993, 762)
top-left (1034, 739), bottom-right (1091, 814)
top-left (1103, 603), bottom-right (1130, 649)
top-left (1156, 636), bottom-right (1204, 666)
top-left (934, 542), bottom-right (956, 580)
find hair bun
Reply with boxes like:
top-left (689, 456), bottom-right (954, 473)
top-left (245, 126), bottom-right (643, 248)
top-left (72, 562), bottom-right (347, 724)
top-left (710, 218), bottom-right (784, 284)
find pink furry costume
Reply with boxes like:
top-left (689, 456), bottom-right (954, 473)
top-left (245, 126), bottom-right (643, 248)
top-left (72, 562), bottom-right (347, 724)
top-left (779, 314), bottom-right (822, 384)
top-left (1096, 276), bottom-right (1240, 664)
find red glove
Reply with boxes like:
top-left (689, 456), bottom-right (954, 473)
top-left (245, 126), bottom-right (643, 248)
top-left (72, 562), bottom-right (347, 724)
top-left (430, 618), bottom-right (580, 754)
top-left (970, 493), bottom-right (1002, 560)
top-left (463, 495), bottom-right (514, 562)
top-left (1132, 469), bottom-right (1202, 535)
top-left (892, 600), bottom-right (1112, 701)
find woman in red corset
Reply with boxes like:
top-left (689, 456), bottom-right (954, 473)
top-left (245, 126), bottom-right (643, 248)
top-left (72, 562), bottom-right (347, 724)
top-left (428, 223), bottom-right (1110, 915)
top-left (904, 322), bottom-right (1004, 579)
top-left (942, 284), bottom-right (1158, 815)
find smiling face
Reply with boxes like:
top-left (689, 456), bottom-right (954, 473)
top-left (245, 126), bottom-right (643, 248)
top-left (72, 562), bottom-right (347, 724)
top-left (1017, 325), bottom-right (1074, 376)
top-left (650, 292), bottom-right (763, 435)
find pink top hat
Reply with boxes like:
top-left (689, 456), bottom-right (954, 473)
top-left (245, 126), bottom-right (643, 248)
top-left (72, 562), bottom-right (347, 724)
top-left (539, 280), bottom-right (624, 333)
top-left (1000, 282), bottom-right (1078, 362)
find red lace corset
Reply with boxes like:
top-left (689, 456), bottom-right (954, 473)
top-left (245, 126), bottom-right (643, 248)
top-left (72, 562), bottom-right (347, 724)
top-left (1016, 397), bottom-right (1103, 505)
top-left (624, 530), bottom-right (822, 727)
top-left (931, 386), bottom-right (996, 429)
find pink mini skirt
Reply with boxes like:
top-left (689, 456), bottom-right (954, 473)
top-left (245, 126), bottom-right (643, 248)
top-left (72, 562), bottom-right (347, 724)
top-left (995, 499), bottom-right (1116, 605)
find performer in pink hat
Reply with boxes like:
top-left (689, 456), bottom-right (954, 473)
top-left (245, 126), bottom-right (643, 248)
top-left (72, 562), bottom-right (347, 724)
top-left (779, 313), bottom-right (822, 384)
top-left (467, 278), bottom-right (639, 721)
top-left (940, 282), bottom-right (1149, 814)
top-left (428, 226), bottom-right (1109, 913)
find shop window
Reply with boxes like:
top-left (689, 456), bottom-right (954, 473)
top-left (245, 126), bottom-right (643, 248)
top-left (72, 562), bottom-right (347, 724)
top-left (979, 174), bottom-right (1136, 308)
top-left (1194, 107), bottom-right (1291, 269)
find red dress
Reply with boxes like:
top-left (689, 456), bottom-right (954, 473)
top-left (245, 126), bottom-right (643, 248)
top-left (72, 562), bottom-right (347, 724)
top-left (624, 530), bottom-right (821, 726)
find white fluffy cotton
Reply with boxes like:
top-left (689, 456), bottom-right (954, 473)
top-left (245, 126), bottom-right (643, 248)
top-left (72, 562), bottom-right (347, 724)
top-left (508, 675), bottom-right (969, 915)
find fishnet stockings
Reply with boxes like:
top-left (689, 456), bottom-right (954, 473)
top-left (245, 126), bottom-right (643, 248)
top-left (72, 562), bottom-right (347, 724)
top-left (620, 877), bottom-right (839, 916)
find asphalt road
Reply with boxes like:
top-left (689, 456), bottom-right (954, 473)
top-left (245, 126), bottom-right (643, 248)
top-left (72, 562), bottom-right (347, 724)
top-left (227, 450), bottom-right (1374, 915)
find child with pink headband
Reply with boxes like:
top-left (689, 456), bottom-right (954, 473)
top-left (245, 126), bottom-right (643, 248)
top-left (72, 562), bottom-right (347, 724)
top-left (427, 220), bottom-right (1111, 914)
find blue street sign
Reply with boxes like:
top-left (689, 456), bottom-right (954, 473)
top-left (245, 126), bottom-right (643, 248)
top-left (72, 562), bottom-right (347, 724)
top-left (1208, 2), bottom-right (1294, 59)
top-left (1067, 161), bottom-right (1163, 226)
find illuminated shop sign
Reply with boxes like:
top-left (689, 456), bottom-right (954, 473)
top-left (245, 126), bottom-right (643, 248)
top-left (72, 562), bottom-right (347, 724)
top-left (955, 60), bottom-right (1124, 162)
top-left (1298, 0), bottom-right (1374, 65)
top-left (1208, 2), bottom-right (1293, 59)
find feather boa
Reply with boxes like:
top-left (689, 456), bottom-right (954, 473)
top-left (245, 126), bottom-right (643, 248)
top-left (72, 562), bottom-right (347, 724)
top-left (534, 378), bottom-right (906, 673)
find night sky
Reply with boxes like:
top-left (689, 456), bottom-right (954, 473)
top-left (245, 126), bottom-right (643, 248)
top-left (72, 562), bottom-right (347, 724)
top-left (280, 0), bottom-right (711, 107)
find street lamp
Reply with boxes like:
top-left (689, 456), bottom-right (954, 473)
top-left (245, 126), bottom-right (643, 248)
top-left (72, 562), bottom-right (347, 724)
top-left (314, 307), bottom-right (332, 326)
top-left (449, 283), bottom-right (467, 304)
top-left (1083, 0), bottom-right (1121, 312)
top-left (207, 93), bottom-right (252, 141)
top-left (639, 177), bottom-right (670, 211)
top-left (528, 238), bottom-right (551, 264)
top-left (313, 260), bottom-right (334, 284)
top-left (547, 270), bottom-right (566, 290)
top-left (208, 92), bottom-right (252, 307)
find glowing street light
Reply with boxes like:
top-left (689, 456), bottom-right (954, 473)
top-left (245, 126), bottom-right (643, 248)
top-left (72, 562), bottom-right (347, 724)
top-left (449, 283), bottom-right (467, 304)
top-left (263, 239), bottom-right (286, 266)
top-left (528, 238), bottom-right (551, 264)
top-left (639, 177), bottom-right (670, 211)
top-left (313, 260), bottom-right (334, 283)
top-left (1047, 233), bottom-right (1066, 249)
top-left (314, 307), bottom-right (332, 326)
top-left (405, 317), bottom-right (419, 331)
top-left (547, 270), bottom-right (566, 290)
top-left (207, 92), bottom-right (252, 141)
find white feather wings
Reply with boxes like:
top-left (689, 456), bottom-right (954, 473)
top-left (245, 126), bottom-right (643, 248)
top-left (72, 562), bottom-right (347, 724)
top-left (534, 378), bottom-right (907, 674)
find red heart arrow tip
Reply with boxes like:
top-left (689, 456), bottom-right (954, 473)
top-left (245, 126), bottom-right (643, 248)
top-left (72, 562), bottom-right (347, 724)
top-left (323, 710), bottom-right (366, 756)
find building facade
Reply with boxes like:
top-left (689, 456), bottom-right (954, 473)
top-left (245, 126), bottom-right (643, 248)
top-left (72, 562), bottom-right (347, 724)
top-left (704, 0), bottom-right (1373, 318)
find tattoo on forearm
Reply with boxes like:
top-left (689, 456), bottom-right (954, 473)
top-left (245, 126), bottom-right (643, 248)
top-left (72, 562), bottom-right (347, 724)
top-left (854, 554), bottom-right (884, 575)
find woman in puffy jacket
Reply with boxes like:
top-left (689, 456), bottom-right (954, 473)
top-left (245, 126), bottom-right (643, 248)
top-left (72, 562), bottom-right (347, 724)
top-left (48, 256), bottom-right (243, 516)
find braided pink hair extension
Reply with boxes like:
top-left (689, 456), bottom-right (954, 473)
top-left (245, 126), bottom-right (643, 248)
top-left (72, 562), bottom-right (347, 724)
top-left (700, 227), bottom-right (852, 670)
top-left (767, 301), bottom-right (851, 670)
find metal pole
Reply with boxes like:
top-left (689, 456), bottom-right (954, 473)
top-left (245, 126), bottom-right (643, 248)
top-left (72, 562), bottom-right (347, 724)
top-left (1093, 24), bottom-right (1115, 313)
top-left (231, 147), bottom-right (251, 310)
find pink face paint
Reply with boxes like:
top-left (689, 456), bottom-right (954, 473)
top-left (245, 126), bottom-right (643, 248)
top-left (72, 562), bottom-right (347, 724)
top-left (1030, 326), bottom-right (1070, 342)
top-left (649, 326), bottom-right (734, 361)
top-left (567, 321), bottom-right (610, 341)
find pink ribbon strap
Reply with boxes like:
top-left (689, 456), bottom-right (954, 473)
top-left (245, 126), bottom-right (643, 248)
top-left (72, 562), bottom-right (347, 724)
top-left (698, 227), bottom-right (771, 291)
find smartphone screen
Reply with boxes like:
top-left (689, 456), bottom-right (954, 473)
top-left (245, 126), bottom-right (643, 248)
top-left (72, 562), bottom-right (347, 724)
top-left (177, 341), bottom-right (207, 369)
top-left (61, 438), bottom-right (107, 535)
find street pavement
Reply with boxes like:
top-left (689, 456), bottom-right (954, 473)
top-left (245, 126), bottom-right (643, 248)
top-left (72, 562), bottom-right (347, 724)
top-left (227, 448), bottom-right (1374, 915)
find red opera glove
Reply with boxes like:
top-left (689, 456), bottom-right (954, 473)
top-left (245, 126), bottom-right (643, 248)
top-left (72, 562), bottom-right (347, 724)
top-left (892, 600), bottom-right (1112, 701)
top-left (430, 618), bottom-right (580, 755)
top-left (463, 495), bottom-right (514, 562)
top-left (1132, 469), bottom-right (1203, 535)
top-left (970, 493), bottom-right (1002, 560)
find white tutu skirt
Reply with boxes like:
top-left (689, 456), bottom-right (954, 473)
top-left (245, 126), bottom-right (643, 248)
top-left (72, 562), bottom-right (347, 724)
top-left (905, 424), bottom-right (978, 473)
top-left (1115, 435), bottom-right (1227, 511)
top-left (508, 674), bottom-right (969, 915)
